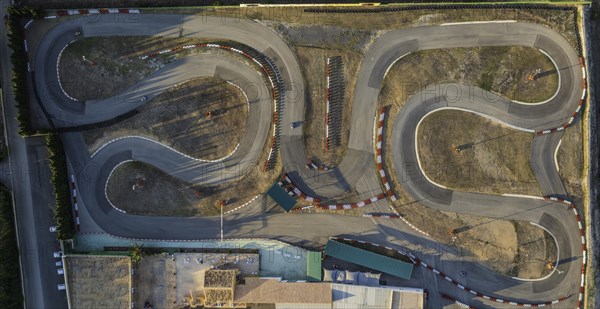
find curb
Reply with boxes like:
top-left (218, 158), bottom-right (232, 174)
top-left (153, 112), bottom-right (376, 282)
top-left (70, 174), bottom-right (80, 232)
top-left (544, 196), bottom-right (587, 309)
top-left (138, 42), bottom-right (283, 172)
top-left (280, 174), bottom-right (387, 210)
top-left (332, 236), bottom-right (570, 307)
top-left (375, 106), bottom-right (397, 201)
top-left (535, 56), bottom-right (587, 135)
top-left (45, 8), bottom-right (140, 19)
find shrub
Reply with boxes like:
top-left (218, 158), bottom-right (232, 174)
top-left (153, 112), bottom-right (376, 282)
top-left (45, 134), bottom-right (75, 240)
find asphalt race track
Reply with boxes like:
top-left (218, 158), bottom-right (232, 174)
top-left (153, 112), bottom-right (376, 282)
top-left (33, 14), bottom-right (586, 308)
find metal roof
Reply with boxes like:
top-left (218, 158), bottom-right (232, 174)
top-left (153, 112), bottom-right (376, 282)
top-left (324, 240), bottom-right (413, 280)
top-left (306, 251), bottom-right (322, 281)
top-left (267, 183), bottom-right (297, 211)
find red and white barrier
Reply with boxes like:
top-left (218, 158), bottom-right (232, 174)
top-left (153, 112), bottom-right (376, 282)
top-left (281, 174), bottom-right (389, 210)
top-left (325, 58), bottom-right (331, 150)
top-left (544, 196), bottom-right (587, 309)
top-left (46, 8), bottom-right (140, 18)
top-left (536, 58), bottom-right (587, 135)
top-left (375, 106), bottom-right (397, 202)
top-left (70, 174), bottom-right (80, 231)
top-left (332, 236), bottom-right (571, 307)
top-left (138, 43), bottom-right (282, 171)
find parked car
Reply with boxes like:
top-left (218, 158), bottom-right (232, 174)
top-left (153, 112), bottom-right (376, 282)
top-left (57, 268), bottom-right (64, 275)
top-left (57, 284), bottom-right (66, 291)
top-left (53, 251), bottom-right (63, 258)
top-left (49, 226), bottom-right (58, 232)
top-left (55, 261), bottom-right (62, 267)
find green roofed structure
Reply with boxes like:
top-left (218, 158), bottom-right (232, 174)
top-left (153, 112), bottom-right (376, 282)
top-left (267, 183), bottom-right (297, 212)
top-left (325, 239), bottom-right (413, 280)
top-left (306, 251), bottom-right (322, 281)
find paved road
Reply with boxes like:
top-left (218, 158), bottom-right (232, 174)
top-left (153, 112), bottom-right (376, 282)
top-left (0, 4), bottom-right (67, 308)
top-left (30, 15), bottom-right (585, 308)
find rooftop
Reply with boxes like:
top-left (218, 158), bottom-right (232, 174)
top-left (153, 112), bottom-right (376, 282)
top-left (234, 278), bottom-right (332, 304)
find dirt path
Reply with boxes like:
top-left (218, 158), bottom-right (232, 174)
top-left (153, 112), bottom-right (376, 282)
top-left (84, 77), bottom-right (247, 161)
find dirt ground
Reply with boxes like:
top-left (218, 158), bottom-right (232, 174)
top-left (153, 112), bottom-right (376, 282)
top-left (417, 110), bottom-right (541, 196)
top-left (106, 131), bottom-right (281, 217)
top-left (557, 121), bottom-right (584, 204)
top-left (368, 27), bottom-right (572, 279)
top-left (296, 47), bottom-right (363, 166)
top-left (379, 46), bottom-right (558, 106)
top-left (84, 77), bottom-right (248, 160)
top-left (64, 255), bottom-right (131, 309)
top-left (206, 7), bottom-right (578, 51)
top-left (132, 254), bottom-right (176, 309)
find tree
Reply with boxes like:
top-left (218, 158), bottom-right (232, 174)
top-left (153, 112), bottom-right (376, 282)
top-left (129, 244), bottom-right (144, 264)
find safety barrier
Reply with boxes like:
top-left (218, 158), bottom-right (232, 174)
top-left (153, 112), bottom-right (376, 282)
top-left (536, 56), bottom-right (587, 135)
top-left (544, 196), bottom-right (587, 309)
top-left (138, 42), bottom-right (284, 171)
top-left (375, 106), bottom-right (397, 201)
top-left (333, 236), bottom-right (571, 307)
top-left (325, 56), bottom-right (344, 150)
top-left (45, 8), bottom-right (141, 18)
top-left (70, 175), bottom-right (80, 231)
top-left (280, 174), bottom-right (388, 210)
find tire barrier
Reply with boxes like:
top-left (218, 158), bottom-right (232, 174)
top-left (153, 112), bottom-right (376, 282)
top-left (69, 175), bottom-right (81, 232)
top-left (305, 158), bottom-right (333, 171)
top-left (332, 236), bottom-right (571, 307)
top-left (280, 174), bottom-right (388, 210)
top-left (325, 56), bottom-right (344, 150)
top-left (138, 42), bottom-right (284, 171)
top-left (45, 8), bottom-right (141, 19)
top-left (544, 196), bottom-right (587, 309)
top-left (375, 106), bottom-right (397, 202)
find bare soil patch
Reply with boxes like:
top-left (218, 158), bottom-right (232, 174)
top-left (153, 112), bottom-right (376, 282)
top-left (132, 254), bottom-right (176, 309)
top-left (84, 77), bottom-right (248, 160)
top-left (379, 46), bottom-right (558, 105)
top-left (64, 255), bottom-right (131, 309)
top-left (207, 7), bottom-right (578, 51)
top-left (296, 47), bottom-right (362, 165)
top-left (557, 121), bottom-right (584, 204)
top-left (106, 133), bottom-right (280, 217)
top-left (417, 110), bottom-right (541, 195)
top-left (59, 36), bottom-right (213, 101)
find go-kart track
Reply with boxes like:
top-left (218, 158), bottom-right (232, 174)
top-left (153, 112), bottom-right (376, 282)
top-left (33, 13), bottom-right (588, 308)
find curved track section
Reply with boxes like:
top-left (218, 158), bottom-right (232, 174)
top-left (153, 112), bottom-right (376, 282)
top-left (33, 15), bottom-right (586, 307)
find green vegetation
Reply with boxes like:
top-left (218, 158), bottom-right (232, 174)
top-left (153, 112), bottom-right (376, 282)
top-left (129, 244), bottom-right (144, 264)
top-left (6, 7), bottom-right (44, 137)
top-left (46, 134), bottom-right (75, 240)
top-left (0, 186), bottom-right (23, 308)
